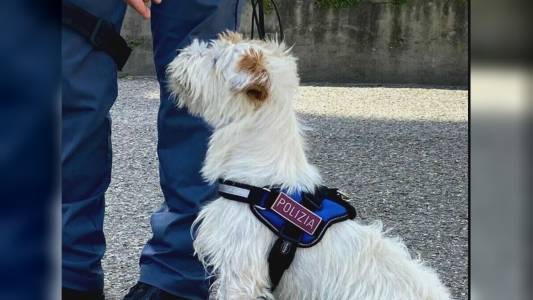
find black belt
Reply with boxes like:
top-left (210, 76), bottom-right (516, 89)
top-left (62, 1), bottom-right (132, 70)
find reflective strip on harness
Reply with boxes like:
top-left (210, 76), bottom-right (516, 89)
top-left (219, 183), bottom-right (250, 198)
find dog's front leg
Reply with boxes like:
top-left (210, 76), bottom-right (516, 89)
top-left (193, 200), bottom-right (277, 300)
top-left (209, 263), bottom-right (274, 300)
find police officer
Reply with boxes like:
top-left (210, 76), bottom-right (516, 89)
top-left (62, 0), bottom-right (242, 299)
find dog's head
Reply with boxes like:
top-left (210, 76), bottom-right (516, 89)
top-left (166, 31), bottom-right (299, 127)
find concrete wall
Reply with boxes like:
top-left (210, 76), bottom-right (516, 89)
top-left (120, 0), bottom-right (468, 85)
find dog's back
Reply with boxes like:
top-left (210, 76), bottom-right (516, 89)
top-left (276, 221), bottom-right (452, 300)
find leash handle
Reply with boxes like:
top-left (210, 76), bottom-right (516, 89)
top-left (250, 0), bottom-right (284, 42)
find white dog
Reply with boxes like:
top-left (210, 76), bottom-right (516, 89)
top-left (166, 31), bottom-right (452, 300)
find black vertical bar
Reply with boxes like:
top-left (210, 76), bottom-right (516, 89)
top-left (257, 0), bottom-right (265, 39)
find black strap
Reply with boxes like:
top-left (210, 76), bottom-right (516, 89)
top-left (250, 0), bottom-right (284, 42)
top-left (266, 191), bottom-right (322, 290)
top-left (268, 238), bottom-right (296, 290)
top-left (218, 179), bottom-right (310, 290)
top-left (62, 1), bottom-right (132, 70)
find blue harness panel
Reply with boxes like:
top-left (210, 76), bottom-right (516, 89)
top-left (249, 189), bottom-right (356, 248)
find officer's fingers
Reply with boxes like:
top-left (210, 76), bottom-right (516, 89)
top-left (127, 0), bottom-right (150, 19)
top-left (152, 0), bottom-right (162, 4)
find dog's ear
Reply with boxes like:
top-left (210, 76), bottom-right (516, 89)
top-left (237, 49), bottom-right (270, 103)
top-left (244, 83), bottom-right (269, 102)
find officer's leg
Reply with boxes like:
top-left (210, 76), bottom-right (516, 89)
top-left (62, 0), bottom-right (127, 292)
top-left (138, 1), bottom-right (242, 299)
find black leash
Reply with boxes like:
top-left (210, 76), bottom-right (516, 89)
top-left (250, 0), bottom-right (284, 42)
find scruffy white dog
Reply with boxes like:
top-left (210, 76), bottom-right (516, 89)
top-left (166, 31), bottom-right (452, 300)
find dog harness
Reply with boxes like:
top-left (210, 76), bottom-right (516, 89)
top-left (218, 179), bottom-right (356, 290)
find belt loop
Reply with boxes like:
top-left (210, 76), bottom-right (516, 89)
top-left (89, 19), bottom-right (104, 47)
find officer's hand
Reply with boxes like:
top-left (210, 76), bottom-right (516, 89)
top-left (126, 0), bottom-right (162, 19)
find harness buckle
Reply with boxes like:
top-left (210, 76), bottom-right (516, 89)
top-left (337, 189), bottom-right (350, 201)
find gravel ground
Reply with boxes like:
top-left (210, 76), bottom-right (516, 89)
top-left (104, 78), bottom-right (468, 299)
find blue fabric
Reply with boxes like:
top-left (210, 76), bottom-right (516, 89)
top-left (300, 199), bottom-right (347, 244)
top-left (255, 191), bottom-right (351, 246)
top-left (62, 0), bottom-right (242, 297)
top-left (62, 0), bottom-right (127, 292)
top-left (1, 2), bottom-right (59, 299)
top-left (138, 1), bottom-right (242, 299)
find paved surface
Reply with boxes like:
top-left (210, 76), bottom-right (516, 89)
top-left (104, 78), bottom-right (468, 299)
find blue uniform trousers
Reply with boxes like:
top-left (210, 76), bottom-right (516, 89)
top-left (62, 1), bottom-right (241, 298)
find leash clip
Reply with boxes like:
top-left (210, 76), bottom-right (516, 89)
top-left (337, 189), bottom-right (350, 201)
top-left (250, 0), bottom-right (284, 42)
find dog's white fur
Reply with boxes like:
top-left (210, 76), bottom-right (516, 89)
top-left (166, 32), bottom-right (452, 300)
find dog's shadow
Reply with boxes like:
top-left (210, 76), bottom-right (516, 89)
top-left (298, 112), bottom-right (467, 297)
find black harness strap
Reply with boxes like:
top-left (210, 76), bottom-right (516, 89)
top-left (265, 189), bottom-right (328, 289)
top-left (268, 237), bottom-right (296, 290)
top-left (62, 1), bottom-right (132, 70)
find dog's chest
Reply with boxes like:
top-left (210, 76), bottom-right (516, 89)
top-left (199, 198), bottom-right (276, 250)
